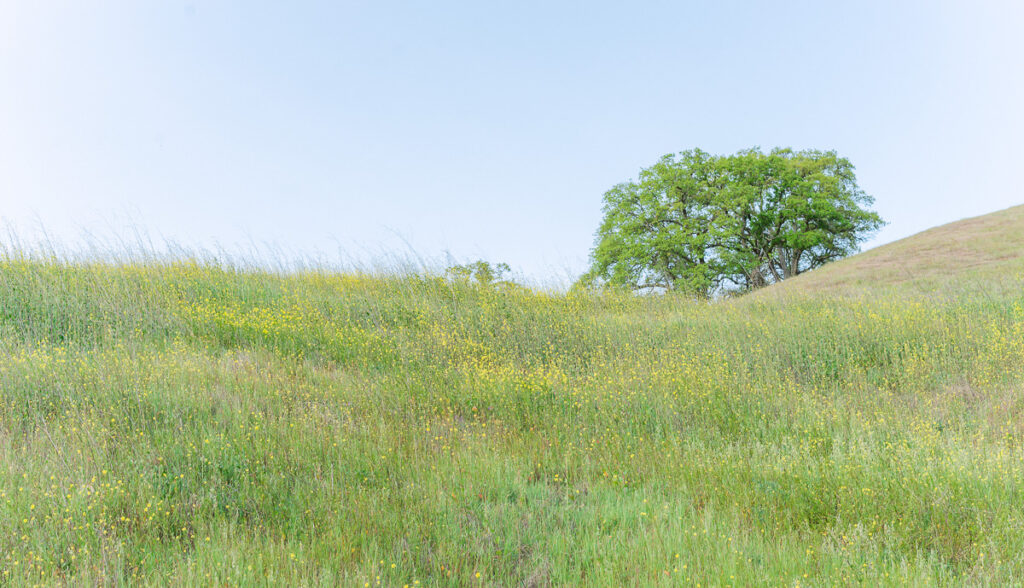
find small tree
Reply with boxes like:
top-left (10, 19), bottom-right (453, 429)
top-left (445, 260), bottom-right (513, 287)
top-left (584, 148), bottom-right (883, 295)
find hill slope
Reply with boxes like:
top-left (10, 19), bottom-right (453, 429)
top-left (764, 204), bottom-right (1024, 296)
top-left (1, 242), bottom-right (1024, 584)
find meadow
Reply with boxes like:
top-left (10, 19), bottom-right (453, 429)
top-left (1, 253), bottom-right (1024, 586)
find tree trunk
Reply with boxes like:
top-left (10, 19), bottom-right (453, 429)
top-left (788, 249), bottom-right (802, 278)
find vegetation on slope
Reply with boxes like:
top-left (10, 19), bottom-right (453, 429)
top-left (1, 253), bottom-right (1024, 585)
top-left (763, 204), bottom-right (1024, 297)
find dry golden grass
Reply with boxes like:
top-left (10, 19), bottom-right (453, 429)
top-left (760, 204), bottom-right (1024, 297)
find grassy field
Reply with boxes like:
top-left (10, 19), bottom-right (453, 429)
top-left (2, 229), bottom-right (1024, 585)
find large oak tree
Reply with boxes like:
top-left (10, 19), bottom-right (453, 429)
top-left (584, 148), bottom-right (883, 295)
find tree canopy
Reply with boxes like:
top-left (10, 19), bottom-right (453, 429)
top-left (583, 148), bottom-right (884, 296)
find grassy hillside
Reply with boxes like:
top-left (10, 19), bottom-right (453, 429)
top-left (2, 250), bottom-right (1024, 585)
top-left (763, 204), bottom-right (1024, 296)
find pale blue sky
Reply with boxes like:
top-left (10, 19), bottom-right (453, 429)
top-left (2, 1), bottom-right (1022, 282)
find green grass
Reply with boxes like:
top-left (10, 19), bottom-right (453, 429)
top-left (2, 250), bottom-right (1024, 586)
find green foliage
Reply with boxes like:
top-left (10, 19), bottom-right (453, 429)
top-left (585, 147), bottom-right (884, 295)
top-left (2, 256), bottom-right (1024, 585)
top-left (445, 259), bottom-right (514, 287)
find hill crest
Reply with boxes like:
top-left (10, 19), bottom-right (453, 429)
top-left (759, 204), bottom-right (1024, 296)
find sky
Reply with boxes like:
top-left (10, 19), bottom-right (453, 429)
top-left (2, 1), bottom-right (1022, 284)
